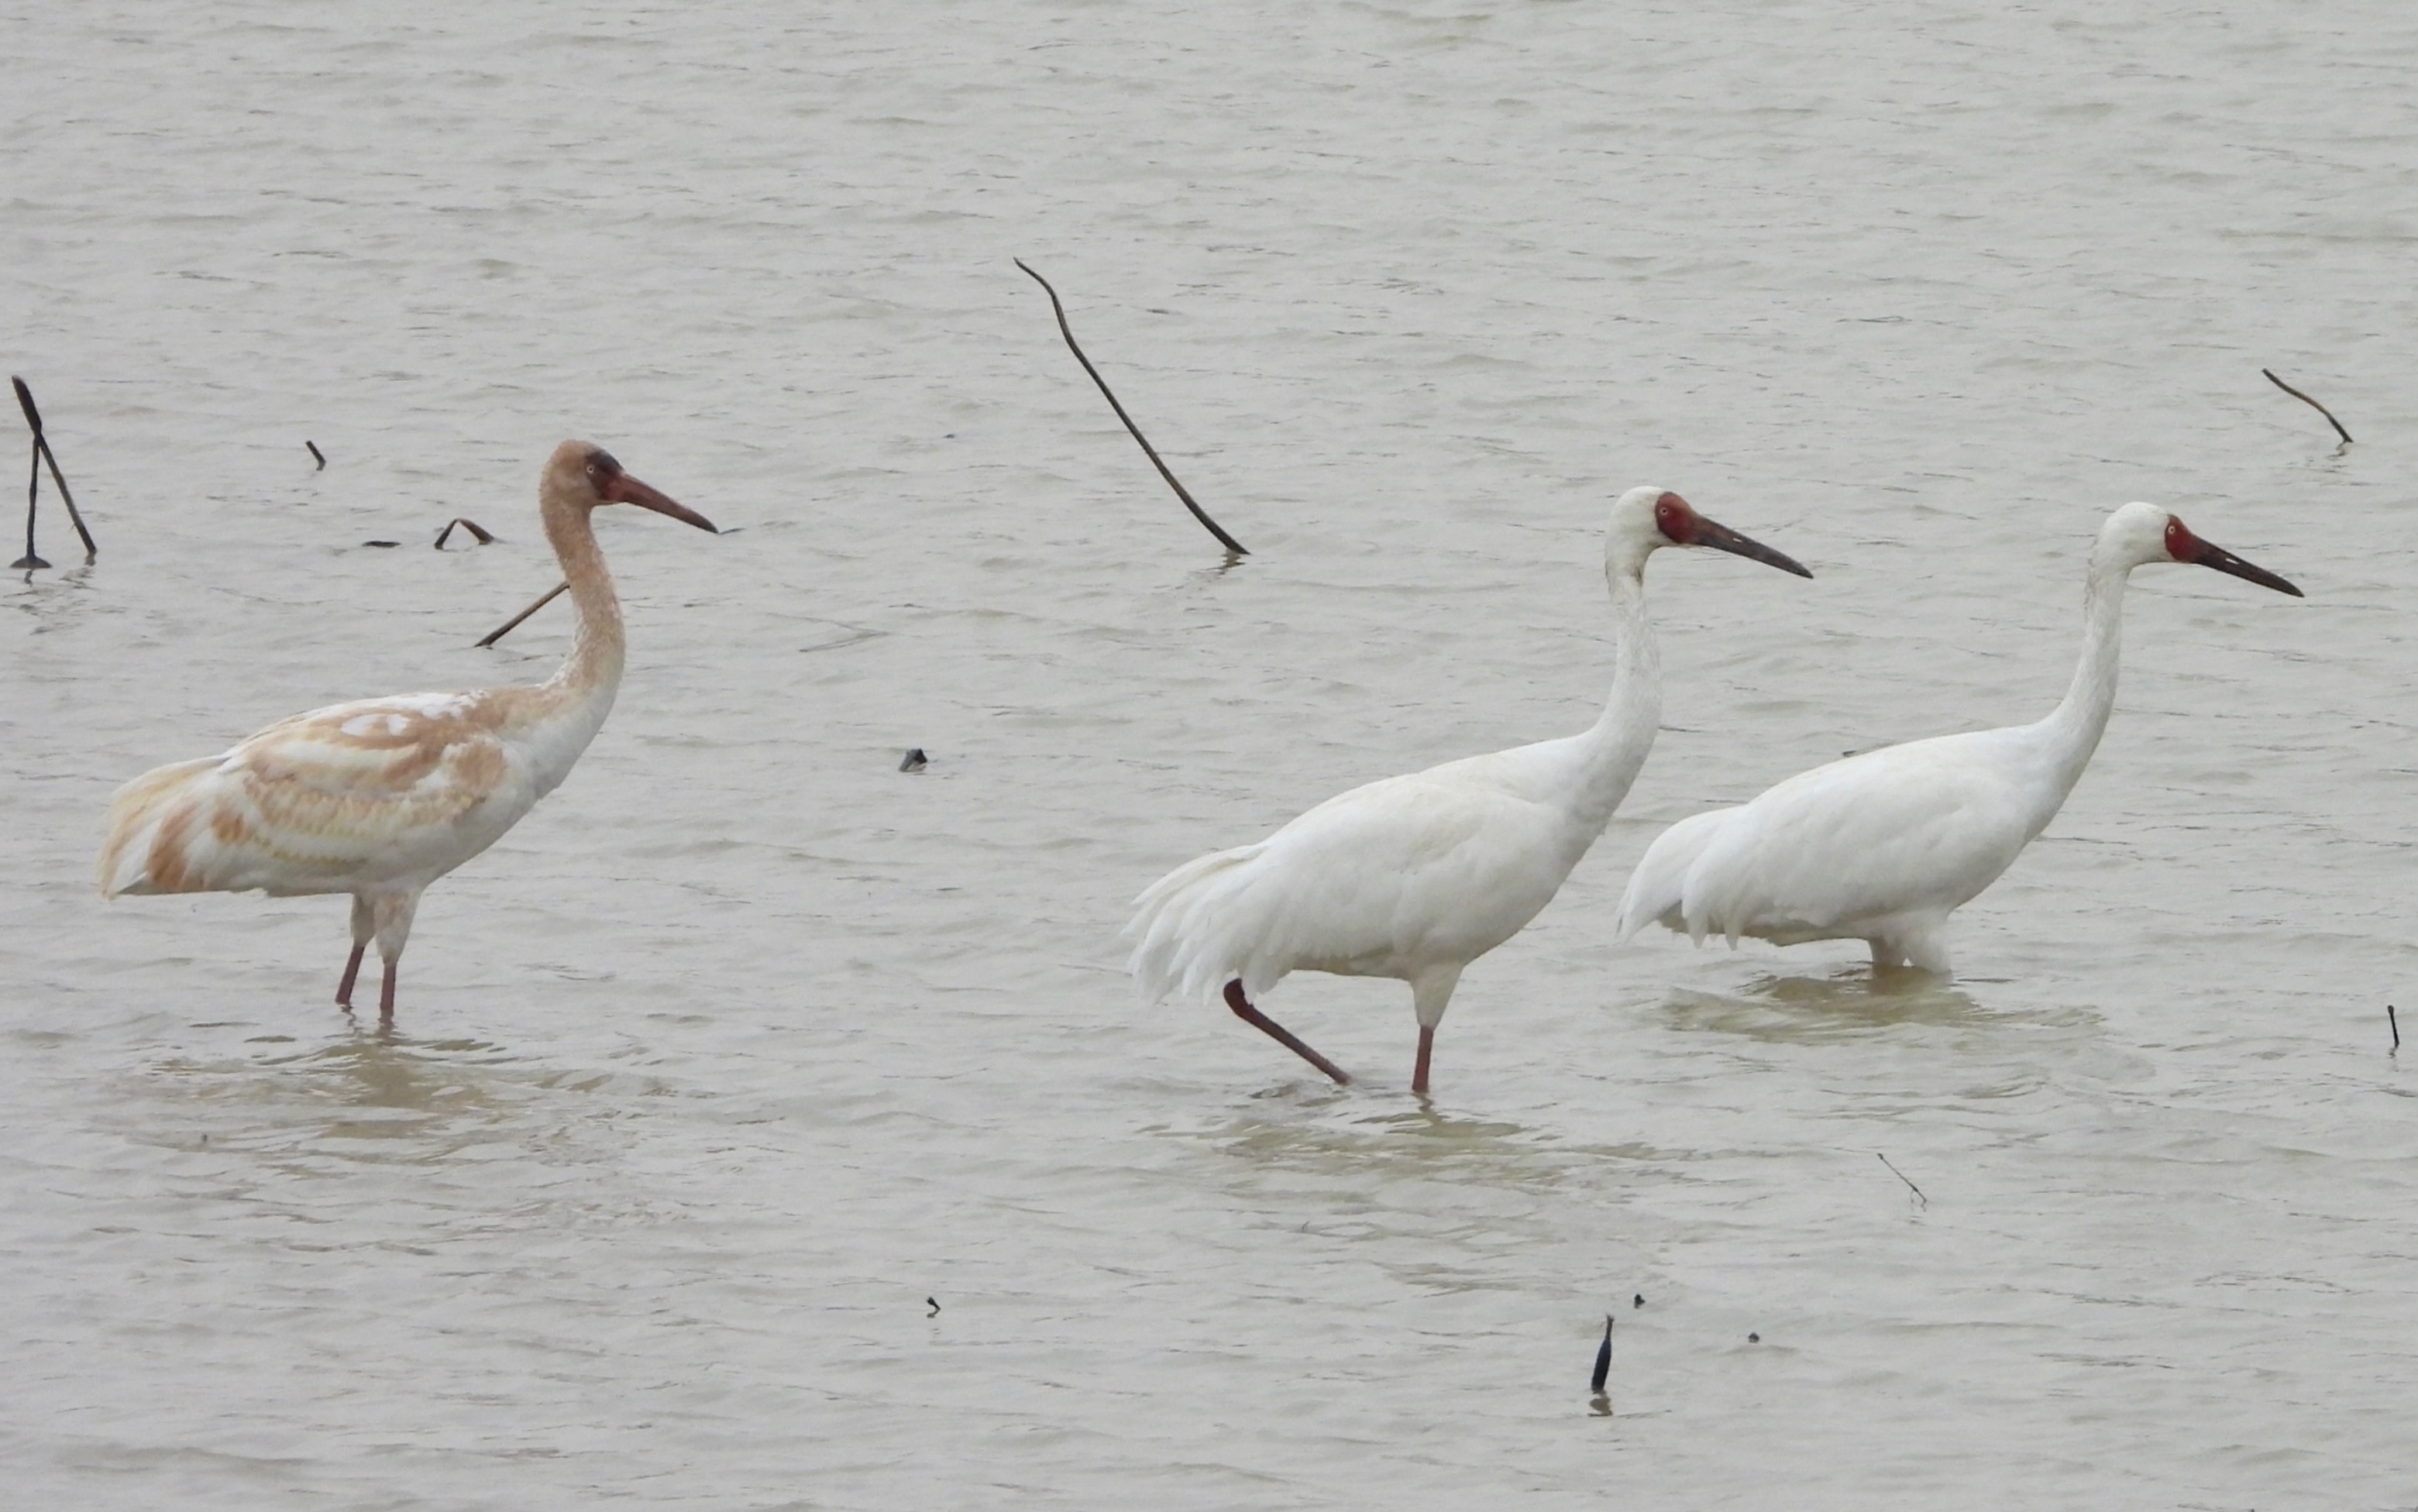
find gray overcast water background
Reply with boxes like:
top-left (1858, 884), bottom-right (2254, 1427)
top-left (5, 2), bottom-right (2416, 1507)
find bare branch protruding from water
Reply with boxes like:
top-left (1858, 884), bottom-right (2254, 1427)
top-left (1014, 259), bottom-right (1249, 556)
top-left (2262, 368), bottom-right (2353, 445)
top-left (476, 581), bottom-right (566, 647)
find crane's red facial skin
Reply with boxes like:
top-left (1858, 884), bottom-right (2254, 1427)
top-left (1654, 492), bottom-right (1694, 544)
top-left (2164, 514), bottom-right (2198, 562)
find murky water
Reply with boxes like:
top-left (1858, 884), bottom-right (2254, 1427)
top-left (6, 2), bottom-right (2416, 1507)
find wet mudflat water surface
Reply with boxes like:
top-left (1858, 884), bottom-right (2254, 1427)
top-left (5, 2), bottom-right (2417, 1507)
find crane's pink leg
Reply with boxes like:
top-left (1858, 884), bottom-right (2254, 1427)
top-left (335, 944), bottom-right (367, 1009)
top-left (378, 960), bottom-right (398, 1024)
top-left (1224, 979), bottom-right (1350, 1085)
top-left (1412, 1025), bottom-right (1436, 1095)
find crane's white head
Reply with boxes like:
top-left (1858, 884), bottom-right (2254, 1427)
top-left (543, 439), bottom-right (719, 532)
top-left (2099, 500), bottom-right (2301, 596)
top-left (1607, 486), bottom-right (1812, 580)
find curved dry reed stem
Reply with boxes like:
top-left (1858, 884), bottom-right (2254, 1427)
top-left (2262, 368), bottom-right (2353, 445)
top-left (1015, 259), bottom-right (1248, 555)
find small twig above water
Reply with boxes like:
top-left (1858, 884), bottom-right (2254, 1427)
top-left (2262, 368), bottom-right (2354, 445)
top-left (12, 376), bottom-right (97, 567)
top-left (1589, 1314), bottom-right (1613, 1396)
top-left (435, 517), bottom-right (497, 549)
top-left (926, 1296), bottom-right (941, 1318)
top-left (1878, 1152), bottom-right (1928, 1208)
top-left (476, 581), bottom-right (567, 647)
top-left (1013, 258), bottom-right (1249, 557)
top-left (306, 440), bottom-right (327, 470)
top-left (2390, 1003), bottom-right (2400, 1055)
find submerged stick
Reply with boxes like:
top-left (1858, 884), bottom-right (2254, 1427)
top-left (434, 517), bottom-right (497, 549)
top-left (1013, 259), bottom-right (1249, 556)
top-left (15, 440), bottom-right (47, 570)
top-left (1877, 1152), bottom-right (1928, 1208)
top-left (2262, 368), bottom-right (2353, 445)
top-left (12, 376), bottom-right (97, 563)
top-left (13, 377), bottom-right (96, 560)
top-left (475, 580), bottom-right (567, 647)
top-left (1588, 1315), bottom-right (1613, 1395)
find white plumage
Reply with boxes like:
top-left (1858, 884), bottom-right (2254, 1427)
top-left (1130, 486), bottom-right (1811, 1092)
top-left (99, 441), bottom-right (717, 1021)
top-left (1615, 500), bottom-right (2301, 976)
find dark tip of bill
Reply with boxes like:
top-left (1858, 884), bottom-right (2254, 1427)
top-left (899, 748), bottom-right (928, 773)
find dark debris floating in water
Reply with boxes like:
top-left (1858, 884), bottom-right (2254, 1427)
top-left (435, 517), bottom-right (496, 549)
top-left (899, 748), bottom-right (928, 773)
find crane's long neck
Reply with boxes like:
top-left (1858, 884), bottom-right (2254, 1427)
top-left (2031, 556), bottom-right (2132, 812)
top-left (1567, 554), bottom-right (1662, 830)
top-left (538, 498), bottom-right (627, 730)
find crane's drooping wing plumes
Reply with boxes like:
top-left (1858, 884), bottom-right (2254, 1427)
top-left (99, 691), bottom-right (545, 900)
top-left (1616, 727), bottom-right (2051, 951)
top-left (1129, 747), bottom-right (1592, 1005)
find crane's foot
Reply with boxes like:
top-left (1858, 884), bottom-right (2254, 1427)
top-left (1225, 979), bottom-right (1350, 1085)
top-left (1411, 1025), bottom-right (1435, 1095)
top-left (335, 943), bottom-right (367, 1009)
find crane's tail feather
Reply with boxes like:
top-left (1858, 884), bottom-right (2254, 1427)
top-left (1614, 808), bottom-right (1731, 944)
top-left (97, 756), bottom-right (225, 898)
top-left (1126, 842), bottom-right (1289, 1005)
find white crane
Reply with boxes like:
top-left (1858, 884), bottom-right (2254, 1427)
top-left (1615, 501), bottom-right (2300, 976)
top-left (1129, 487), bottom-right (1811, 1092)
top-left (98, 441), bottom-right (717, 1022)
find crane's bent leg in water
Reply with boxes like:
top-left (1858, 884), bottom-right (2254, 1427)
top-left (1224, 979), bottom-right (1350, 1085)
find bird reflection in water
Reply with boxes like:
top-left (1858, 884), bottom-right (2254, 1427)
top-left (1660, 968), bottom-right (1993, 1045)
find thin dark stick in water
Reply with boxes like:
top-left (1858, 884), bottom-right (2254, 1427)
top-left (476, 581), bottom-right (567, 647)
top-left (1013, 259), bottom-right (1249, 556)
top-left (12, 377), bottom-right (97, 562)
top-left (15, 440), bottom-right (48, 570)
top-left (435, 517), bottom-right (497, 549)
top-left (2390, 1004), bottom-right (2400, 1054)
top-left (1589, 1314), bottom-right (1613, 1395)
top-left (2262, 368), bottom-right (2354, 445)
top-left (307, 441), bottom-right (326, 470)
top-left (1878, 1152), bottom-right (1928, 1208)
